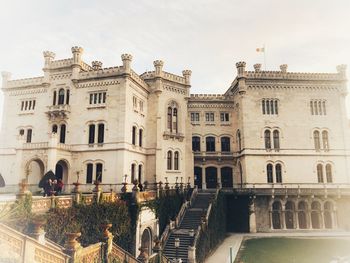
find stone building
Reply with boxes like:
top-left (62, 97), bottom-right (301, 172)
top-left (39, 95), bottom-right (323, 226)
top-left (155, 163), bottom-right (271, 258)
top-left (1, 47), bottom-right (350, 231)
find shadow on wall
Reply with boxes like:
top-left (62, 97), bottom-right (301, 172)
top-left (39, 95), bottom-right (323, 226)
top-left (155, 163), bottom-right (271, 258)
top-left (0, 174), bottom-right (5, 187)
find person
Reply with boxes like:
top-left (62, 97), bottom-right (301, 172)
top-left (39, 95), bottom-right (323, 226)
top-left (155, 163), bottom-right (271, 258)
top-left (43, 179), bottom-right (52, 197)
top-left (56, 179), bottom-right (64, 194)
top-left (138, 181), bottom-right (144, 192)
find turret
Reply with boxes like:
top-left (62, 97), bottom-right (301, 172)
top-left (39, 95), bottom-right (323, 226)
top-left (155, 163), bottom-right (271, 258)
top-left (236, 61), bottom-right (246, 94)
top-left (253, 64), bottom-right (262, 73)
top-left (182, 70), bottom-right (192, 85)
top-left (1, 71), bottom-right (11, 89)
top-left (121, 54), bottom-right (133, 74)
top-left (43, 51), bottom-right (55, 84)
top-left (71, 46), bottom-right (84, 81)
top-left (153, 60), bottom-right (164, 77)
top-left (336, 64), bottom-right (347, 79)
top-left (280, 64), bottom-right (288, 74)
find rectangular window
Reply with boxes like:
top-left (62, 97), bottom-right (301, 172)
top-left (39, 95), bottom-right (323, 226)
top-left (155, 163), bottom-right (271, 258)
top-left (205, 112), bottom-right (214, 122)
top-left (220, 113), bottom-right (229, 122)
top-left (89, 92), bottom-right (107, 105)
top-left (88, 125), bottom-right (95, 144)
top-left (191, 112), bottom-right (200, 122)
top-left (310, 100), bottom-right (327, 115)
top-left (262, 99), bottom-right (278, 115)
top-left (133, 96), bottom-right (137, 108)
top-left (97, 124), bottom-right (104, 144)
top-left (86, 163), bottom-right (93, 184)
top-left (26, 129), bottom-right (32, 143)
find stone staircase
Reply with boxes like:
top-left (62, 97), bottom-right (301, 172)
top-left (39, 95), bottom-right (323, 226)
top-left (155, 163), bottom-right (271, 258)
top-left (163, 191), bottom-right (215, 263)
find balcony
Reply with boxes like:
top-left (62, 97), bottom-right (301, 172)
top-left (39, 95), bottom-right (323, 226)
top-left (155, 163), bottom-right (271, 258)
top-left (193, 151), bottom-right (237, 161)
top-left (163, 131), bottom-right (185, 141)
top-left (46, 104), bottom-right (70, 120)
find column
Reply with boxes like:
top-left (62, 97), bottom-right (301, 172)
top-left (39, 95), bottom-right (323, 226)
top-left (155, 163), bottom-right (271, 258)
top-left (249, 198), bottom-right (257, 233)
top-left (217, 167), bottom-right (221, 188)
top-left (202, 167), bottom-right (206, 189)
top-left (281, 204), bottom-right (286, 230)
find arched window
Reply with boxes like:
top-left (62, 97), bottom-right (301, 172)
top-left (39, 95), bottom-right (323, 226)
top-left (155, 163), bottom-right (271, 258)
top-left (138, 164), bottom-right (142, 183)
top-left (19, 129), bottom-right (25, 136)
top-left (167, 107), bottom-right (172, 131)
top-left (98, 123), bottom-right (104, 144)
top-left (322, 131), bottom-right (329, 150)
top-left (174, 151), bottom-right (179, 170)
top-left (275, 164), bottom-right (282, 183)
top-left (132, 126), bottom-right (136, 145)
top-left (206, 136), bottom-right (216, 152)
top-left (167, 151), bottom-right (172, 170)
top-left (66, 89), bottom-right (70, 105)
top-left (52, 125), bottom-right (58, 133)
top-left (53, 91), bottom-right (57, 105)
top-left (314, 131), bottom-right (320, 151)
top-left (173, 108), bottom-right (178, 133)
top-left (285, 201), bottom-right (295, 229)
top-left (267, 164), bottom-right (273, 183)
top-left (88, 124), bottom-right (95, 144)
top-left (237, 130), bottom-right (242, 151)
top-left (131, 164), bottom-right (136, 183)
top-left (26, 129), bottom-right (32, 143)
top-left (139, 129), bottom-right (143, 147)
top-left (58, 89), bottom-right (65, 105)
top-left (96, 163), bottom-right (103, 182)
top-left (326, 164), bottom-right (333, 183)
top-left (221, 137), bottom-right (231, 152)
top-left (192, 136), bottom-right (201, 152)
top-left (272, 201), bottom-right (282, 229)
top-left (86, 163), bottom-right (93, 184)
top-left (273, 130), bottom-right (280, 149)
top-left (264, 130), bottom-right (271, 149)
top-left (59, 124), bottom-right (66, 143)
top-left (317, 164), bottom-right (324, 183)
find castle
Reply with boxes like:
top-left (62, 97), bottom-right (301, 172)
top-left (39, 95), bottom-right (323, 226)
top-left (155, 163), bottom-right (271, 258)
top-left (1, 46), bottom-right (350, 232)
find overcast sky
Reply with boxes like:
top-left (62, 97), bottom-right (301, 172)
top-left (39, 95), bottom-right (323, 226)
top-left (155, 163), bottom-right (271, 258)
top-left (1, 0), bottom-right (350, 124)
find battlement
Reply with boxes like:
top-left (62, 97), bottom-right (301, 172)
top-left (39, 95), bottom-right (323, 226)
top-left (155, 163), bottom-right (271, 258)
top-left (50, 58), bottom-right (74, 69)
top-left (6, 76), bottom-right (44, 89)
top-left (190, 94), bottom-right (233, 100)
top-left (140, 70), bottom-right (186, 84)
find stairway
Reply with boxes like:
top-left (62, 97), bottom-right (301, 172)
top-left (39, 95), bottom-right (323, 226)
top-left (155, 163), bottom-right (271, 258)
top-left (163, 192), bottom-right (215, 263)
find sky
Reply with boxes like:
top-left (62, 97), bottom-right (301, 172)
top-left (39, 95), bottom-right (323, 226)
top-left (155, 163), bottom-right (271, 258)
top-left (0, 0), bottom-right (350, 123)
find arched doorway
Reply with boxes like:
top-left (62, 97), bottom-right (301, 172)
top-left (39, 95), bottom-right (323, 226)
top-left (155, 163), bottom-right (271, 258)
top-left (221, 167), bottom-right (233, 188)
top-left (194, 167), bottom-right (202, 189)
top-left (298, 201), bottom-right (308, 229)
top-left (324, 201), bottom-right (333, 229)
top-left (141, 228), bottom-right (152, 257)
top-left (55, 160), bottom-right (69, 184)
top-left (205, 167), bottom-right (217, 189)
top-left (285, 201), bottom-right (295, 229)
top-left (272, 201), bottom-right (282, 229)
top-left (311, 201), bottom-right (322, 229)
top-left (26, 159), bottom-right (45, 185)
top-left (0, 174), bottom-right (5, 187)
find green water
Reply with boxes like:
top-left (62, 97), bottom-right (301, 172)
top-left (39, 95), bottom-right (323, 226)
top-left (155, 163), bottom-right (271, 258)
top-left (237, 237), bottom-right (350, 263)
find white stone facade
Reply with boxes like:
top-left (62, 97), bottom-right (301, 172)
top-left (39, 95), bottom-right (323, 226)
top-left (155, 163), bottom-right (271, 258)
top-left (0, 47), bottom-right (349, 194)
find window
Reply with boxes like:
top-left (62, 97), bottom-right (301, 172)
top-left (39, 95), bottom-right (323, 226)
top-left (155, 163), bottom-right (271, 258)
top-left (317, 164), bottom-right (324, 183)
top-left (262, 99), bottom-right (278, 115)
top-left (132, 126), bottom-right (136, 145)
top-left (88, 124), bottom-right (95, 144)
top-left (52, 125), bottom-right (58, 133)
top-left (90, 91), bottom-right (107, 105)
top-left (133, 96), bottom-right (137, 108)
top-left (264, 130), bottom-right (271, 149)
top-left (174, 151), bottom-right (179, 170)
top-left (314, 131), bottom-right (321, 151)
top-left (192, 136), bottom-right (201, 152)
top-left (167, 107), bottom-right (172, 131)
top-left (58, 89), bottom-right (65, 105)
top-left (220, 113), bottom-right (229, 122)
top-left (310, 100), bottom-right (327, 115)
top-left (326, 164), bottom-right (333, 183)
top-left (139, 101), bottom-right (144, 112)
top-left (191, 112), bottom-right (200, 122)
top-left (205, 112), bottom-right (215, 122)
top-left (86, 163), bottom-right (93, 183)
top-left (26, 129), bottom-right (32, 143)
top-left (275, 164), bottom-right (282, 183)
top-left (173, 108), bottom-right (178, 133)
top-left (96, 163), bottom-right (103, 182)
top-left (53, 91), bottom-right (57, 106)
top-left (139, 129), bottom-right (143, 147)
top-left (273, 130), bottom-right (280, 149)
top-left (19, 129), bottom-right (25, 136)
top-left (20, 99), bottom-right (36, 111)
top-left (167, 151), bottom-right (172, 170)
top-left (267, 164), bottom-right (273, 183)
top-left (98, 123), bottom-right (104, 143)
top-left (131, 164), bottom-right (136, 182)
top-left (66, 89), bottom-right (70, 105)
top-left (322, 131), bottom-right (329, 150)
top-left (221, 137), bottom-right (231, 152)
top-left (59, 124), bottom-right (66, 143)
top-left (237, 130), bottom-right (242, 151)
top-left (138, 164), bottom-right (142, 182)
top-left (206, 136), bottom-right (216, 152)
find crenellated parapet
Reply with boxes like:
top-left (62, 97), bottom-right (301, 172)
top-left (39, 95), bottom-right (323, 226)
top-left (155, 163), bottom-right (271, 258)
top-left (6, 76), bottom-right (44, 89)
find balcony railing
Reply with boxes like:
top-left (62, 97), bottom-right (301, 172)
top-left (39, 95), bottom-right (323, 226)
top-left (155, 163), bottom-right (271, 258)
top-left (193, 151), bottom-right (237, 159)
top-left (46, 104), bottom-right (71, 119)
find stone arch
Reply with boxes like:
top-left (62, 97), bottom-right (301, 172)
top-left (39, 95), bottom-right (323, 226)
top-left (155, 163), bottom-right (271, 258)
top-left (55, 159), bottom-right (69, 184)
top-left (205, 166), bottom-right (218, 189)
top-left (141, 227), bottom-right (152, 257)
top-left (297, 200), bottom-right (308, 229)
top-left (25, 158), bottom-right (45, 185)
top-left (311, 201), bottom-right (322, 229)
top-left (285, 201), bottom-right (295, 229)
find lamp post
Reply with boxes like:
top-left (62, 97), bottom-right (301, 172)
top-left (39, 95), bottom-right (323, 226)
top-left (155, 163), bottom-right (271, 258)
top-left (174, 237), bottom-right (180, 263)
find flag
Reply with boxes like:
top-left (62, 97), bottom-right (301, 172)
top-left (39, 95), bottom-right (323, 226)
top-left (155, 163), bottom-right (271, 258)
top-left (256, 47), bottom-right (265, 52)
